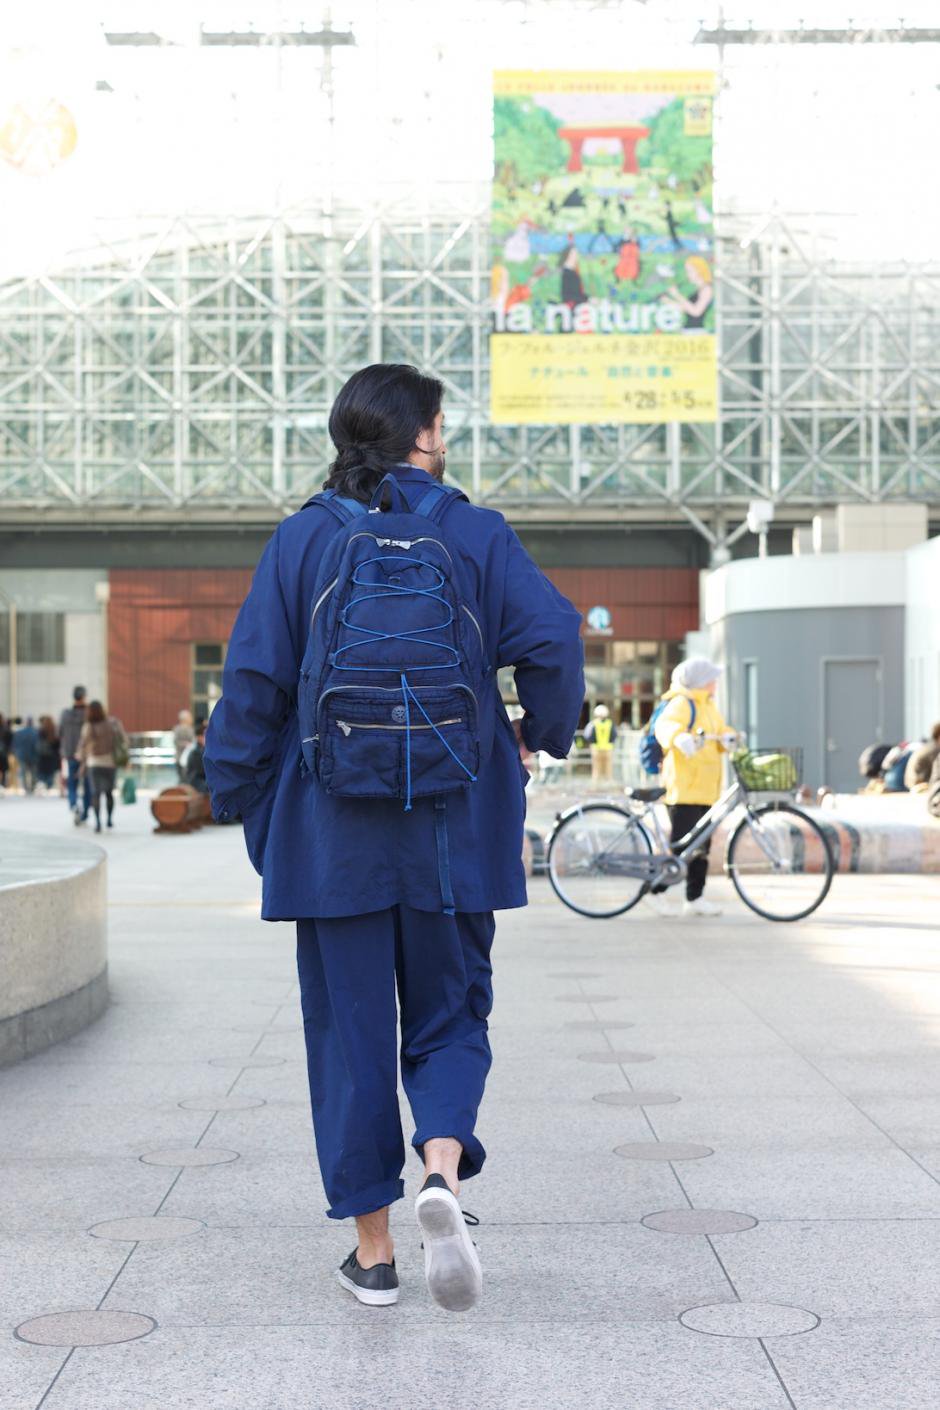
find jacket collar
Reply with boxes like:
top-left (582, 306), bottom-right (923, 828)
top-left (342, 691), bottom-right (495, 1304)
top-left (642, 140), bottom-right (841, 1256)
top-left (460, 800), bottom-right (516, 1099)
top-left (388, 461), bottom-right (436, 484)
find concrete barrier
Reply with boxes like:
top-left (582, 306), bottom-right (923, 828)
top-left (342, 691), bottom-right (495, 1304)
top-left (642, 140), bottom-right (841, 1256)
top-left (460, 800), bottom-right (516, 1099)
top-left (0, 832), bottom-right (108, 1067)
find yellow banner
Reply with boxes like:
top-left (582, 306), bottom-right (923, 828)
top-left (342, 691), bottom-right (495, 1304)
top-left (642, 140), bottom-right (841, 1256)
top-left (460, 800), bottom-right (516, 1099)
top-left (491, 334), bottom-right (717, 424)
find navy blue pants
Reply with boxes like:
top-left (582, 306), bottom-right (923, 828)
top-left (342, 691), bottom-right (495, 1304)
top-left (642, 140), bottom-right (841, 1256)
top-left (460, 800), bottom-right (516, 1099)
top-left (296, 906), bottom-right (495, 1221)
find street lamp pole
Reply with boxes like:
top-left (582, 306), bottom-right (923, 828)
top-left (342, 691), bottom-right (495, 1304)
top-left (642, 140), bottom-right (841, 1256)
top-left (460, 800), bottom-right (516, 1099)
top-left (0, 589), bottom-right (17, 718)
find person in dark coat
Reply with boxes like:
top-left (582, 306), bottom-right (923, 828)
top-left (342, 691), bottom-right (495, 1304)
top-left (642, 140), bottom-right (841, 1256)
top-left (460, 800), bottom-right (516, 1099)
top-left (184, 722), bottom-right (209, 794)
top-left (36, 716), bottom-right (61, 790)
top-left (12, 717), bottom-right (39, 793)
top-left (205, 363), bottom-right (584, 1312)
top-left (59, 685), bottom-right (92, 822)
top-left (0, 713), bottom-right (11, 788)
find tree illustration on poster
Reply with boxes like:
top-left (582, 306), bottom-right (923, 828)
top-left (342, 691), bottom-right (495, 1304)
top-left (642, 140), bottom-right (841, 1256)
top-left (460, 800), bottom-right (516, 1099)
top-left (490, 71), bottom-right (718, 426)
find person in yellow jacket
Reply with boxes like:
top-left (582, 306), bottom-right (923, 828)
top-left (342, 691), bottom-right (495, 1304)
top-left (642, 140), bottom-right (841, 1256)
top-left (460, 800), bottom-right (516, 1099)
top-left (652, 657), bottom-right (738, 917)
top-left (584, 703), bottom-right (617, 783)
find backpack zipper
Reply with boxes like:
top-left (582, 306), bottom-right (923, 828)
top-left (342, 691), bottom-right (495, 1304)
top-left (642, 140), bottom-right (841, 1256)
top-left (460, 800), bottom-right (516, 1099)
top-left (346, 531), bottom-right (454, 567)
top-left (461, 603), bottom-right (484, 653)
top-left (336, 717), bottom-right (462, 737)
top-left (310, 577), bottom-right (338, 630)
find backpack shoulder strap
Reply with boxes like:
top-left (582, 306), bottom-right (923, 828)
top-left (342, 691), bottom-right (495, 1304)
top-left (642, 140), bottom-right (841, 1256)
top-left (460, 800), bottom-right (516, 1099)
top-left (413, 481), bottom-right (469, 525)
top-left (687, 698), bottom-right (697, 729)
top-left (301, 489), bottom-right (368, 525)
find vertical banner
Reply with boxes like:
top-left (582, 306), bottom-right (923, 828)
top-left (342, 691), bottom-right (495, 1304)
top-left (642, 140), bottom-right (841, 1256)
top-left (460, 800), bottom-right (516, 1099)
top-left (491, 70), bottom-right (717, 424)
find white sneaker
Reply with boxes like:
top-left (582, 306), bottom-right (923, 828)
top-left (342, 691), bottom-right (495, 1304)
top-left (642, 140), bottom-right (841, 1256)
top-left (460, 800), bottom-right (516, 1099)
top-left (641, 892), bottom-right (679, 917)
top-left (415, 1174), bottom-right (482, 1312)
top-left (682, 897), bottom-right (723, 918)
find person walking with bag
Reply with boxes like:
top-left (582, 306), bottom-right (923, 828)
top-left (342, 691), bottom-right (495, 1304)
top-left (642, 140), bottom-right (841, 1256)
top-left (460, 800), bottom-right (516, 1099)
top-left (76, 701), bottom-right (126, 833)
top-left (652, 657), bottom-right (737, 918)
top-left (205, 363), bottom-right (584, 1312)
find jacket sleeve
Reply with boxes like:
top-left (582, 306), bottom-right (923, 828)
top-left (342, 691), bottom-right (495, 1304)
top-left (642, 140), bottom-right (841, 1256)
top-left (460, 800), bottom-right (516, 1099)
top-left (204, 526), bottom-right (297, 821)
top-left (496, 526), bottom-right (584, 759)
top-left (654, 696), bottom-right (695, 753)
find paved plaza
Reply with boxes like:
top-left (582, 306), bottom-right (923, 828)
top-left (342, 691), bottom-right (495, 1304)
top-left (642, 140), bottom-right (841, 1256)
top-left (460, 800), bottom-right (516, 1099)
top-left (3, 791), bottom-right (940, 1409)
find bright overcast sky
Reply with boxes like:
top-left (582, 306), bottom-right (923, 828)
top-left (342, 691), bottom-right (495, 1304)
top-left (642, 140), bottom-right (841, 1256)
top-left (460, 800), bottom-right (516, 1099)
top-left (2, 1), bottom-right (939, 272)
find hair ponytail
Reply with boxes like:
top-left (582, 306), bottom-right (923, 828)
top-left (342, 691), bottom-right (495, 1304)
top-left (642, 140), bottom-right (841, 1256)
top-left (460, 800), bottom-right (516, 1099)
top-left (322, 363), bottom-right (443, 503)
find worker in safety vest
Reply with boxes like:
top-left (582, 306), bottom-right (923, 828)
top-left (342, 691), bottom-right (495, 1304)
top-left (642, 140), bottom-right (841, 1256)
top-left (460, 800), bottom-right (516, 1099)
top-left (583, 703), bottom-right (617, 783)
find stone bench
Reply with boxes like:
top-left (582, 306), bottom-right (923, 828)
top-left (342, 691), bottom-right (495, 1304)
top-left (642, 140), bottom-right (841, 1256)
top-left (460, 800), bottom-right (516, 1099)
top-left (0, 832), bottom-right (108, 1067)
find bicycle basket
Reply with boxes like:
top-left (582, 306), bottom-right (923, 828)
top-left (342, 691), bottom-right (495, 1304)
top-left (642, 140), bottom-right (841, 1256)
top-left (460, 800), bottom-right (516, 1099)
top-left (731, 747), bottom-right (802, 792)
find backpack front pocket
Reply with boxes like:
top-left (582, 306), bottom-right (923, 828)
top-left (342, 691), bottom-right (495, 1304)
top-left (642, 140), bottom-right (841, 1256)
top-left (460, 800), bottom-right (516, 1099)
top-left (316, 685), bottom-right (479, 802)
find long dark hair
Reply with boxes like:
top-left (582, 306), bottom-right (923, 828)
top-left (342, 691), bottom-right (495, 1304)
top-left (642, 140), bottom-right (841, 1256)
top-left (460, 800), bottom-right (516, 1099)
top-left (323, 363), bottom-right (443, 503)
top-left (87, 700), bottom-right (106, 724)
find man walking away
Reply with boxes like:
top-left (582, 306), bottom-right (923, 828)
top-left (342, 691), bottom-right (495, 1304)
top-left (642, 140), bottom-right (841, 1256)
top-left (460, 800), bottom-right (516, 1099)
top-left (206, 363), bottom-right (584, 1313)
top-left (653, 657), bottom-right (738, 918)
top-left (60, 686), bottom-right (91, 823)
top-left (583, 703), bottom-right (617, 783)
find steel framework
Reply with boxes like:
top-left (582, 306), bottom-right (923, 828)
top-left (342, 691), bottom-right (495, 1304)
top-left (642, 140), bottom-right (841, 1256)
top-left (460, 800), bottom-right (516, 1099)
top-left (1, 188), bottom-right (938, 547)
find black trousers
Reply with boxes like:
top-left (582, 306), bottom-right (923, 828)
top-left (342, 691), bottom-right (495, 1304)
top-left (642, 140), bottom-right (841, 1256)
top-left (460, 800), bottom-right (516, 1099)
top-left (668, 803), bottom-right (712, 900)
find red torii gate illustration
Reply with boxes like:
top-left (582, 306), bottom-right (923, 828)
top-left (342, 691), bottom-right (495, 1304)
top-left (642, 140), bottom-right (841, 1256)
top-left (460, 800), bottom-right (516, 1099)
top-left (557, 124), bottom-right (650, 175)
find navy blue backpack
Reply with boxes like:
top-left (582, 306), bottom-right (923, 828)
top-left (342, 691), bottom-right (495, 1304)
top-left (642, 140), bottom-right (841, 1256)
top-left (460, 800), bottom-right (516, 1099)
top-left (297, 474), bottom-right (487, 816)
top-left (638, 695), bottom-right (696, 775)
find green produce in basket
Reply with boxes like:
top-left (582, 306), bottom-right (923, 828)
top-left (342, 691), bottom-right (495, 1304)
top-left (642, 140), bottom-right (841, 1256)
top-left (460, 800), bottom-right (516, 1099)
top-left (732, 750), bottom-right (797, 791)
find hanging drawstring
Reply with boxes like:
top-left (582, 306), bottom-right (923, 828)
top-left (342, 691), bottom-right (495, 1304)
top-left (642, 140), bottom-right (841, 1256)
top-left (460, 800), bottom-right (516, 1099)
top-left (434, 797), bottom-right (456, 917)
top-left (401, 672), bottom-right (413, 812)
top-left (400, 676), bottom-right (477, 786)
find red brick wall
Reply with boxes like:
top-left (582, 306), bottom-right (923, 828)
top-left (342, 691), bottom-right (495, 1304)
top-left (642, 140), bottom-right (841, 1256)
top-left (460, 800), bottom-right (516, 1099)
top-left (542, 567), bottom-right (699, 641)
top-left (107, 564), bottom-right (700, 731)
top-left (108, 570), bottom-right (252, 732)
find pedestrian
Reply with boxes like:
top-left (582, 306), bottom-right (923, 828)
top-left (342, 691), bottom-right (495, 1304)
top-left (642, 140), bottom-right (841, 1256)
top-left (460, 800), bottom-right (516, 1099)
top-left (651, 657), bottom-right (738, 918)
top-left (12, 717), bottom-right (40, 794)
top-left (77, 701), bottom-right (126, 833)
top-left (173, 709), bottom-right (195, 779)
top-left (205, 362), bottom-right (583, 1312)
top-left (882, 742), bottom-right (911, 792)
top-left (0, 713), bottom-right (11, 788)
top-left (59, 686), bottom-right (92, 823)
top-left (583, 703), bottom-right (617, 783)
top-left (36, 716), bottom-right (61, 790)
top-left (184, 720), bottom-right (208, 794)
top-left (903, 723), bottom-right (940, 792)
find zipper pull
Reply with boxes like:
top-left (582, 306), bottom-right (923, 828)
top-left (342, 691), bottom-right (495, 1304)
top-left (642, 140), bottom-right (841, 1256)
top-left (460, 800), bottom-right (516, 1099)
top-left (337, 720), bottom-right (352, 737)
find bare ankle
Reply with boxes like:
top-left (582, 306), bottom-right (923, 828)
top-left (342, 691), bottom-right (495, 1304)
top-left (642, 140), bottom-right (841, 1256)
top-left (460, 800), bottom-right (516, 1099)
top-left (357, 1239), bottom-right (394, 1269)
top-left (423, 1136), bottom-right (462, 1195)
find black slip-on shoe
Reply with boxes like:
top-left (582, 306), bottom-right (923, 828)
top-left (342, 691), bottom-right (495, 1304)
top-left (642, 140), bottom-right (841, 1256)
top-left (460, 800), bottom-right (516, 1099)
top-left (415, 1173), bottom-right (483, 1312)
top-left (336, 1249), bottom-right (399, 1306)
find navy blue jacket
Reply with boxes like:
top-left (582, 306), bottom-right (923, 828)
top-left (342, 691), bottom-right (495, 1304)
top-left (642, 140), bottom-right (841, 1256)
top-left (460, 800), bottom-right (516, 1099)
top-left (205, 464), bottom-right (584, 919)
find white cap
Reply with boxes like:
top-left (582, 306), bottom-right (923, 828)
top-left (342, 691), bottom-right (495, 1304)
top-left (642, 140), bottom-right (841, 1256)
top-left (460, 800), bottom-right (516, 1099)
top-left (671, 657), bottom-right (723, 690)
top-left (593, 704), bottom-right (610, 719)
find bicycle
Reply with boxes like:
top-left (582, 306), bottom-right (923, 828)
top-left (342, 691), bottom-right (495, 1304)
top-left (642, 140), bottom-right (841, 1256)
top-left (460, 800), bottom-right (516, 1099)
top-left (547, 736), bottom-right (834, 923)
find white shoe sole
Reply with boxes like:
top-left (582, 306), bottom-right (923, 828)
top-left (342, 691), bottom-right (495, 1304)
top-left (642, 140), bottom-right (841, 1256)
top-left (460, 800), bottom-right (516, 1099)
top-left (415, 1185), bottom-right (482, 1312)
top-left (335, 1268), bottom-right (399, 1306)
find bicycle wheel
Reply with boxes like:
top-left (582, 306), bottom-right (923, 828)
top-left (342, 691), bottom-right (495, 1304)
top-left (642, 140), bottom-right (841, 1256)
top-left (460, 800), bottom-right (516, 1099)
top-left (726, 802), bottom-right (834, 922)
top-left (548, 804), bottom-right (653, 918)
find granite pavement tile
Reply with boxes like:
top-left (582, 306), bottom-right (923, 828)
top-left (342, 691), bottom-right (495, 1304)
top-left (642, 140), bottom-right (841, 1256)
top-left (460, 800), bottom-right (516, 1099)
top-left (36, 1321), bottom-right (792, 1410)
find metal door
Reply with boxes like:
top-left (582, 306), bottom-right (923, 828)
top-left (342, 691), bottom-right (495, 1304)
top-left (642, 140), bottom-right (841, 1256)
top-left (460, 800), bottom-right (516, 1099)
top-left (822, 659), bottom-right (881, 793)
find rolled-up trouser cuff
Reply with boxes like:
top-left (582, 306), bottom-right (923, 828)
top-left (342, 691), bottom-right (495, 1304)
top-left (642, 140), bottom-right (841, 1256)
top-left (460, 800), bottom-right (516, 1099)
top-left (412, 1130), bottom-right (487, 1182)
top-left (326, 1177), bottom-right (405, 1222)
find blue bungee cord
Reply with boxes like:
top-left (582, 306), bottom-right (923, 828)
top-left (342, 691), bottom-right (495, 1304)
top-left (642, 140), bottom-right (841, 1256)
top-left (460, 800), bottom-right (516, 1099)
top-left (332, 555), bottom-right (477, 810)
